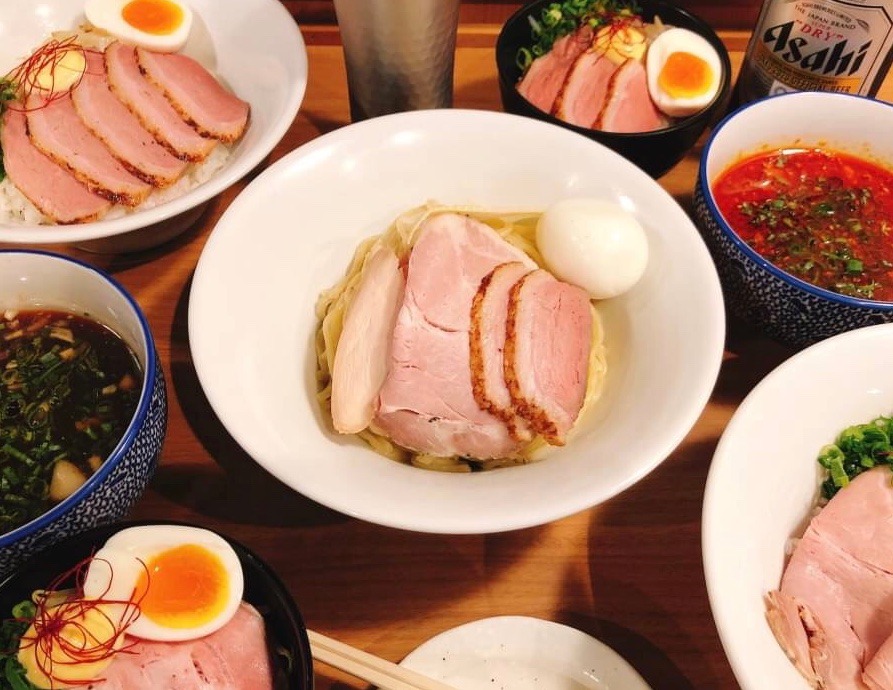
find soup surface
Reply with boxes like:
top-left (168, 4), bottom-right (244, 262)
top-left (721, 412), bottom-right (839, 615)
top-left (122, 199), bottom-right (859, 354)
top-left (713, 148), bottom-right (893, 301)
top-left (0, 310), bottom-right (141, 534)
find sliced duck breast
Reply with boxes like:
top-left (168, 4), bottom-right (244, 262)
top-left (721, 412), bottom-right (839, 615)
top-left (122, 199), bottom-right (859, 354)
top-left (517, 26), bottom-right (593, 114)
top-left (137, 47), bottom-right (250, 143)
top-left (595, 58), bottom-right (667, 133)
top-left (767, 468), bottom-right (893, 690)
top-left (105, 41), bottom-right (215, 161)
top-left (331, 245), bottom-right (405, 434)
top-left (374, 213), bottom-right (535, 459)
top-left (552, 50), bottom-right (618, 127)
top-left (72, 50), bottom-right (187, 187)
top-left (87, 603), bottom-right (272, 689)
top-left (504, 269), bottom-right (592, 445)
top-left (470, 262), bottom-right (533, 441)
top-left (26, 93), bottom-right (151, 206)
top-left (0, 109), bottom-right (110, 224)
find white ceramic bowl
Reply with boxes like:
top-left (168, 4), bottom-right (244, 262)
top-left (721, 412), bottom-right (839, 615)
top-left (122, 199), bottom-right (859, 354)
top-left (703, 323), bottom-right (893, 690)
top-left (0, 0), bottom-right (307, 252)
top-left (189, 109), bottom-right (725, 534)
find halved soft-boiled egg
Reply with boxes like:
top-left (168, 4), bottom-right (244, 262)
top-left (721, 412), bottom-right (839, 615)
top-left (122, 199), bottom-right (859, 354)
top-left (83, 525), bottom-right (244, 641)
top-left (645, 27), bottom-right (721, 118)
top-left (84, 0), bottom-right (193, 53)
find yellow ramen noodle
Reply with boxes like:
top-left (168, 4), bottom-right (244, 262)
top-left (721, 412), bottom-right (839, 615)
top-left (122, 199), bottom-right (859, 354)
top-left (315, 203), bottom-right (608, 472)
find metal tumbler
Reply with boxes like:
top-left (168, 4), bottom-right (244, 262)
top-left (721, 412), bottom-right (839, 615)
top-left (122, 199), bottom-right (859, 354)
top-left (333, 0), bottom-right (461, 121)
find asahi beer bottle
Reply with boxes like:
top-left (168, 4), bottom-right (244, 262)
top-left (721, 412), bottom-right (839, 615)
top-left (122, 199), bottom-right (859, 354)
top-left (736, 0), bottom-right (893, 103)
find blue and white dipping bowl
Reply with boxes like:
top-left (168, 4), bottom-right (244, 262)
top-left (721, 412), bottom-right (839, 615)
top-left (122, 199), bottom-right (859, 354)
top-left (694, 91), bottom-right (893, 348)
top-left (0, 251), bottom-right (166, 576)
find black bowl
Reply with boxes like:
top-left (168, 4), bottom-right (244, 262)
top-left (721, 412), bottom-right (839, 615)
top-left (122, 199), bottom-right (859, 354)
top-left (0, 521), bottom-right (314, 690)
top-left (495, 0), bottom-right (732, 178)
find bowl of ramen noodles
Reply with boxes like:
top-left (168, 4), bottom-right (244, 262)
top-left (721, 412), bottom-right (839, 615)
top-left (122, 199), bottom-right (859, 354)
top-left (495, 0), bottom-right (732, 178)
top-left (0, 0), bottom-right (307, 253)
top-left (0, 250), bottom-right (166, 576)
top-left (189, 108), bottom-right (725, 534)
top-left (695, 91), bottom-right (893, 348)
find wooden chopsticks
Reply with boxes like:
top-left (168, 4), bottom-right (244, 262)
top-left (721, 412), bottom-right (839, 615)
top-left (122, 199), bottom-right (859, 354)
top-left (308, 630), bottom-right (458, 690)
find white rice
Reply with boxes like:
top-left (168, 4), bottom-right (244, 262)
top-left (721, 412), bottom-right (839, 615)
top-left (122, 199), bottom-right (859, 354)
top-left (0, 143), bottom-right (232, 225)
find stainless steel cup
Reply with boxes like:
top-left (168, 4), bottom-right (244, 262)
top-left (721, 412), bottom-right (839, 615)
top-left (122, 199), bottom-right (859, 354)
top-left (333, 0), bottom-right (461, 121)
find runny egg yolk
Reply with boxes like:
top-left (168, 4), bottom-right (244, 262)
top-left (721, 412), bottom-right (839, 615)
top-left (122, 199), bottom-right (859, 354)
top-left (122, 0), bottom-right (184, 35)
top-left (657, 51), bottom-right (713, 98)
top-left (134, 543), bottom-right (229, 629)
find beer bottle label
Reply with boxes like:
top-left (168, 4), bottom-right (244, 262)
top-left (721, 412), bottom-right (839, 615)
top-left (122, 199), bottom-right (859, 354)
top-left (739, 0), bottom-right (893, 101)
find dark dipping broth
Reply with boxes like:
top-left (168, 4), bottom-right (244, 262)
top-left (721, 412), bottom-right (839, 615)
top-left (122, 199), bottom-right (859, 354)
top-left (0, 310), bottom-right (141, 534)
top-left (713, 148), bottom-right (893, 301)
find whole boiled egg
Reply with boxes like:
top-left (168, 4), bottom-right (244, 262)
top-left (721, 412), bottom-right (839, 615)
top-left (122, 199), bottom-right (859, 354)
top-left (84, 0), bottom-right (193, 53)
top-left (536, 198), bottom-right (648, 300)
top-left (645, 27), bottom-right (721, 118)
top-left (82, 525), bottom-right (244, 641)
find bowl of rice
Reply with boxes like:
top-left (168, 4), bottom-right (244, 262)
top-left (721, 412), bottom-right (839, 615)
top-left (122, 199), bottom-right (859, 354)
top-left (0, 0), bottom-right (307, 253)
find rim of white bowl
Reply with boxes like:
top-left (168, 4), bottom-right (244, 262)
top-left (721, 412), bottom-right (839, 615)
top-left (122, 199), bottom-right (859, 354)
top-left (190, 108), bottom-right (727, 534)
top-left (699, 90), bottom-right (893, 310)
top-left (0, 250), bottom-right (158, 549)
top-left (0, 1), bottom-right (307, 245)
top-left (702, 321), bottom-right (893, 690)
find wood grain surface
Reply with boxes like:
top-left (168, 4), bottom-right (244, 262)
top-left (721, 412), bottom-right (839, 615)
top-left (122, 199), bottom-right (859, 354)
top-left (284, 0), bottom-right (764, 31)
top-left (26, 23), bottom-right (893, 690)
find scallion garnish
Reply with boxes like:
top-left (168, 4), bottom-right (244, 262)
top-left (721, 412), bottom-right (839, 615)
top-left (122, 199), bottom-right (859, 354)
top-left (515, 0), bottom-right (641, 74)
top-left (818, 416), bottom-right (893, 499)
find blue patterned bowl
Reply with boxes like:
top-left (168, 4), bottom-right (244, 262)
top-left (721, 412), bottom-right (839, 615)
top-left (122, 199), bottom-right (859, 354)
top-left (0, 251), bottom-right (166, 576)
top-left (694, 92), bottom-right (893, 348)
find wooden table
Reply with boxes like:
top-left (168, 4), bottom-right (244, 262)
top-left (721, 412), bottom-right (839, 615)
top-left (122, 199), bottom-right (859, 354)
top-left (45, 26), bottom-right (893, 690)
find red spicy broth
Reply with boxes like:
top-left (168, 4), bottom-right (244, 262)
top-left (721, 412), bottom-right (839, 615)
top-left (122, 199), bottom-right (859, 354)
top-left (712, 148), bottom-right (893, 301)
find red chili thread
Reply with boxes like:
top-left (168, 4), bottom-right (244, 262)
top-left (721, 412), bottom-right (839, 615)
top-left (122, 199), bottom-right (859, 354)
top-left (591, 15), bottom-right (646, 56)
top-left (5, 38), bottom-right (103, 113)
top-left (13, 554), bottom-right (148, 689)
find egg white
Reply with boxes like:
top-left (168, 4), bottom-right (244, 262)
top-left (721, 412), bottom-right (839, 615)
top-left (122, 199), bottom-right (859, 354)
top-left (84, 0), bottom-right (193, 53)
top-left (83, 525), bottom-right (244, 641)
top-left (645, 27), bottom-right (721, 118)
top-left (536, 198), bottom-right (648, 300)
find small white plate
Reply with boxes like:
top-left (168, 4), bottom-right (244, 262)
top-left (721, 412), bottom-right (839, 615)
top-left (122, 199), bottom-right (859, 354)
top-left (400, 616), bottom-right (652, 690)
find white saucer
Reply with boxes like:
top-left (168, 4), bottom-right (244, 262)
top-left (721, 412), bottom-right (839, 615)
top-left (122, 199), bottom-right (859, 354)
top-left (400, 616), bottom-right (653, 690)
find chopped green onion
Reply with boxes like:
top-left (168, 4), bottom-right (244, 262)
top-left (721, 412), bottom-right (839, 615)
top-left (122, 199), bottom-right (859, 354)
top-left (846, 259), bottom-right (864, 274)
top-left (818, 416), bottom-right (893, 499)
top-left (515, 0), bottom-right (641, 74)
